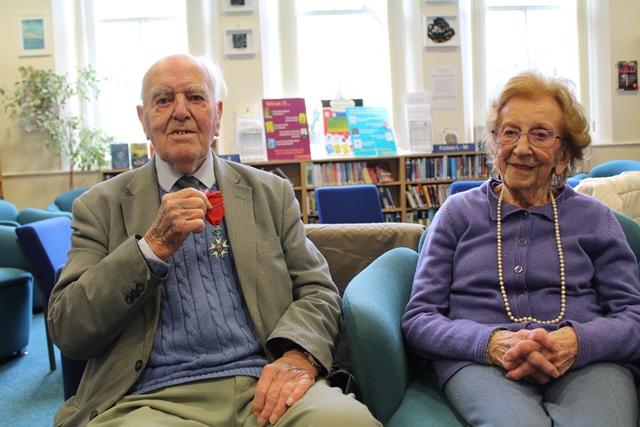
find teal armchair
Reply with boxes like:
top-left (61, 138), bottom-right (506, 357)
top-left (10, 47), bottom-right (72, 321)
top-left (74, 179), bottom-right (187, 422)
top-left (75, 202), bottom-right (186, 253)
top-left (343, 247), bottom-right (465, 426)
top-left (0, 200), bottom-right (70, 310)
top-left (46, 187), bottom-right (88, 212)
top-left (0, 224), bottom-right (33, 359)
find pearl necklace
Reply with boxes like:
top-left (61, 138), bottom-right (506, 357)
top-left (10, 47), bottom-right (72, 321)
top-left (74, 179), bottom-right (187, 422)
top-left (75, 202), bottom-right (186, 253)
top-left (496, 186), bottom-right (566, 324)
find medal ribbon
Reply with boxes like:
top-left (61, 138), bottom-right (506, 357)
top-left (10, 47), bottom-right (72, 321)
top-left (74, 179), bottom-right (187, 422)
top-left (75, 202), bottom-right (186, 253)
top-left (206, 191), bottom-right (224, 226)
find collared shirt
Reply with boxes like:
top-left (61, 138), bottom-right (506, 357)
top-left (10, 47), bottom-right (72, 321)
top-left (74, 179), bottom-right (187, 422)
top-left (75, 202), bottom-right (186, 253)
top-left (402, 179), bottom-right (640, 387)
top-left (155, 150), bottom-right (216, 192)
top-left (138, 151), bottom-right (216, 266)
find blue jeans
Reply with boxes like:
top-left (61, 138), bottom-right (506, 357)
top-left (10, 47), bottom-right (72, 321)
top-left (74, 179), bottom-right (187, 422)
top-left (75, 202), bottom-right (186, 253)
top-left (444, 363), bottom-right (637, 427)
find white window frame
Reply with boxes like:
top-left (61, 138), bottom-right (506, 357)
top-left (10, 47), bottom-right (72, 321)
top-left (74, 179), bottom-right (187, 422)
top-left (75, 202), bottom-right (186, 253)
top-left (469, 0), bottom-right (588, 136)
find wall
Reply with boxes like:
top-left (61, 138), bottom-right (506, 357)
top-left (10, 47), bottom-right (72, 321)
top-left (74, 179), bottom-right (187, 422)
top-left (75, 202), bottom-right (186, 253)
top-left (1, 0), bottom-right (639, 210)
top-left (0, 0), bottom-right (101, 210)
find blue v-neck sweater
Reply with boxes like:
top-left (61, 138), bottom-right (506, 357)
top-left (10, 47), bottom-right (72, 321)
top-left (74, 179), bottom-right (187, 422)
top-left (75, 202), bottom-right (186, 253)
top-left (132, 211), bottom-right (266, 394)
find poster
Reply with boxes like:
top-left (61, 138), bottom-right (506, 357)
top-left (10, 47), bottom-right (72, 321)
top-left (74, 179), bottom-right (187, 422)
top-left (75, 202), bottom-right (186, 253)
top-left (345, 107), bottom-right (397, 157)
top-left (321, 98), bottom-right (362, 156)
top-left (262, 98), bottom-right (311, 161)
top-left (617, 61), bottom-right (638, 91)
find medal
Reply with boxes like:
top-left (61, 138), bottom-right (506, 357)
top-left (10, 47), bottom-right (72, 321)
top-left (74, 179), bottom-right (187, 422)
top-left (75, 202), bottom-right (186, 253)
top-left (205, 191), bottom-right (228, 258)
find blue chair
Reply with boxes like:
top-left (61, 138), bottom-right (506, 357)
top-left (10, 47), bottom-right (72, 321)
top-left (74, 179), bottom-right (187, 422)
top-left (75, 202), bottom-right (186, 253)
top-left (315, 185), bottom-right (384, 223)
top-left (0, 200), bottom-right (71, 311)
top-left (46, 187), bottom-right (88, 212)
top-left (16, 216), bottom-right (88, 399)
top-left (343, 212), bottom-right (640, 426)
top-left (15, 217), bottom-right (72, 373)
top-left (589, 160), bottom-right (640, 178)
top-left (0, 225), bottom-right (33, 359)
top-left (448, 180), bottom-right (484, 196)
top-left (0, 199), bottom-right (20, 226)
top-left (567, 173), bottom-right (589, 188)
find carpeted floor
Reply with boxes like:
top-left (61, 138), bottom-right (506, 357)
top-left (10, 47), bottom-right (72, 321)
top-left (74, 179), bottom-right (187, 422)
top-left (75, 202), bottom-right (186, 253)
top-left (0, 312), bottom-right (63, 426)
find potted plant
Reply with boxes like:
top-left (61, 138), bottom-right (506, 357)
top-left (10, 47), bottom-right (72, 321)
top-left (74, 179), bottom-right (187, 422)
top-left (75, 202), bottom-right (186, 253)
top-left (0, 65), bottom-right (114, 189)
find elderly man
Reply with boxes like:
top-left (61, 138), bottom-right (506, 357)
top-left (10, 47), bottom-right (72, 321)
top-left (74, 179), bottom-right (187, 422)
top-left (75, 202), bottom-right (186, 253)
top-left (48, 54), bottom-right (379, 427)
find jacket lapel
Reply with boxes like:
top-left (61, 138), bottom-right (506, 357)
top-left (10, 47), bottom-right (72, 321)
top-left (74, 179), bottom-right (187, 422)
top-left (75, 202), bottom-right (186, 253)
top-left (122, 159), bottom-right (162, 237)
top-left (212, 155), bottom-right (262, 336)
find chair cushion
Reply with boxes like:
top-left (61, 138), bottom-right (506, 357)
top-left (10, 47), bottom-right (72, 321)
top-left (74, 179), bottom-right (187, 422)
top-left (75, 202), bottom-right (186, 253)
top-left (575, 171), bottom-right (640, 221)
top-left (305, 222), bottom-right (425, 294)
top-left (387, 367), bottom-right (465, 427)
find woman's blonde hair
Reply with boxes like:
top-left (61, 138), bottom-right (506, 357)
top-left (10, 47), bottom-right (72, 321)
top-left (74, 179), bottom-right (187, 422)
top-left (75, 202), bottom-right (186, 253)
top-left (481, 72), bottom-right (590, 187)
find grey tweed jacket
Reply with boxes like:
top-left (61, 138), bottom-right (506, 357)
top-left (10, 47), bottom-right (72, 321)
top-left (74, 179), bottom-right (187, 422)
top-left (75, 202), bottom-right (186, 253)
top-left (47, 153), bottom-right (340, 426)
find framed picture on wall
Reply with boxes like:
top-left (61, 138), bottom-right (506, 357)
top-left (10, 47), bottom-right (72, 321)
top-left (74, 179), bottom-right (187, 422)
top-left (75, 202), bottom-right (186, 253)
top-left (224, 28), bottom-right (256, 58)
top-left (424, 15), bottom-right (459, 48)
top-left (18, 16), bottom-right (51, 57)
top-left (222, 0), bottom-right (255, 13)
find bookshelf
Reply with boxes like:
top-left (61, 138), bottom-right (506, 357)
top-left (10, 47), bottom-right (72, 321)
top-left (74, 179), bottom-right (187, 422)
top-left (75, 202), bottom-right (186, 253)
top-left (101, 152), bottom-right (489, 225)
top-left (249, 152), bottom-right (488, 224)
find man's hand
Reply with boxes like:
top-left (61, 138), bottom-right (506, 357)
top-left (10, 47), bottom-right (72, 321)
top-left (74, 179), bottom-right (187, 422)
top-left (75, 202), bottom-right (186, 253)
top-left (144, 188), bottom-right (211, 261)
top-left (252, 350), bottom-right (319, 426)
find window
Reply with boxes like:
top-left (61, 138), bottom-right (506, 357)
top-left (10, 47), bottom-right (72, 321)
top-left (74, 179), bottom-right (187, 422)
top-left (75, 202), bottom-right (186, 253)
top-left (264, 0), bottom-right (393, 142)
top-left (85, 0), bottom-right (188, 143)
top-left (480, 0), bottom-right (580, 107)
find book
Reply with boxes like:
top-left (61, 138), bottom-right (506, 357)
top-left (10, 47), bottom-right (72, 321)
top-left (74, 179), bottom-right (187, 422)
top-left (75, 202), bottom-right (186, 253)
top-left (130, 142), bottom-right (150, 168)
top-left (432, 143), bottom-right (477, 153)
top-left (262, 98), bottom-right (311, 161)
top-left (110, 143), bottom-right (130, 169)
top-left (373, 163), bottom-right (394, 182)
top-left (219, 154), bottom-right (241, 163)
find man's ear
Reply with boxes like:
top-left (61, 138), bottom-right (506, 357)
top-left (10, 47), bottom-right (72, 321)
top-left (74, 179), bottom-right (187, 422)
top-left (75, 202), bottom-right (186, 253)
top-left (214, 101), bottom-right (223, 136)
top-left (136, 105), bottom-right (149, 138)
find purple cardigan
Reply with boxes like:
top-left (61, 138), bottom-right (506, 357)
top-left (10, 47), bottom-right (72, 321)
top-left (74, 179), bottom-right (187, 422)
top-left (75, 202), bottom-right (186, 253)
top-left (402, 179), bottom-right (640, 387)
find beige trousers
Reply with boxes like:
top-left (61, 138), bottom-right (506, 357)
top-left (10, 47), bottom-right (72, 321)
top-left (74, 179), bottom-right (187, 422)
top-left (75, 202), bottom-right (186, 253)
top-left (88, 376), bottom-right (381, 427)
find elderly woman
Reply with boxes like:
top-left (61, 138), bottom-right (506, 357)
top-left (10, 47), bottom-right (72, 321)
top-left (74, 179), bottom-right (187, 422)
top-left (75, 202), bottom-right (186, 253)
top-left (402, 72), bottom-right (640, 426)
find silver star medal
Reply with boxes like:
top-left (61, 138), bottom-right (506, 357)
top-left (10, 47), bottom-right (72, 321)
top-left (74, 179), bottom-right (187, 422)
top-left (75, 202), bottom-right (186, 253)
top-left (209, 226), bottom-right (229, 257)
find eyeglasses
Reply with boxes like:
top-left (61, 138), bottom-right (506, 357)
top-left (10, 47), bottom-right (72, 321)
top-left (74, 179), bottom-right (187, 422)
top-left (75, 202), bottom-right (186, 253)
top-left (492, 126), bottom-right (563, 148)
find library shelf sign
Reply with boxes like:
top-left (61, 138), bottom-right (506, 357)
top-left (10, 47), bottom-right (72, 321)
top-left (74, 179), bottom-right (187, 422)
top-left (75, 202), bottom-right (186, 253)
top-left (262, 98), bottom-right (311, 161)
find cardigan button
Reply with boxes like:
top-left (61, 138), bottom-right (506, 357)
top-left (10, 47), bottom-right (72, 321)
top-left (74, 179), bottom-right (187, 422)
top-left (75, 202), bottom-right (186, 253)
top-left (514, 265), bottom-right (523, 274)
top-left (89, 410), bottom-right (98, 420)
top-left (135, 360), bottom-right (143, 371)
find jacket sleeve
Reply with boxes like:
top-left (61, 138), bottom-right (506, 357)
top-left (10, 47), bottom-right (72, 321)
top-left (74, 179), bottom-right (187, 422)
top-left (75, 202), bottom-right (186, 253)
top-left (263, 180), bottom-right (341, 373)
top-left (47, 191), bottom-right (164, 359)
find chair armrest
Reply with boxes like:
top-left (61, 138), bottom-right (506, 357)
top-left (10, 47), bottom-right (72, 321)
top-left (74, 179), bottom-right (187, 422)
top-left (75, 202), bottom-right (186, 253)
top-left (343, 247), bottom-right (419, 423)
top-left (18, 208), bottom-right (72, 225)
